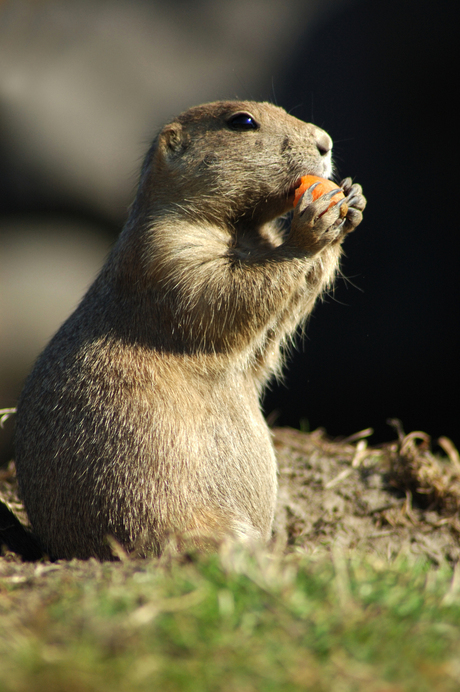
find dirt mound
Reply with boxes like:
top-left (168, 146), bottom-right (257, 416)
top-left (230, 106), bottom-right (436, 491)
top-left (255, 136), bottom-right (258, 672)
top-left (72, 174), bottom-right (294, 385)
top-left (274, 425), bottom-right (460, 564)
top-left (2, 421), bottom-right (460, 564)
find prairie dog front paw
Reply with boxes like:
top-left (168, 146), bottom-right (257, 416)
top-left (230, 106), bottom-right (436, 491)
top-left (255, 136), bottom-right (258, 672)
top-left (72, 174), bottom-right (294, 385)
top-left (290, 182), bottom-right (348, 253)
top-left (339, 178), bottom-right (367, 234)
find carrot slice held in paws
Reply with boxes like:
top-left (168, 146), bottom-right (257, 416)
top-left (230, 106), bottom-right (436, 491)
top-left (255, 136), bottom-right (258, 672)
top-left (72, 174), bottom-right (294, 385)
top-left (293, 175), bottom-right (347, 216)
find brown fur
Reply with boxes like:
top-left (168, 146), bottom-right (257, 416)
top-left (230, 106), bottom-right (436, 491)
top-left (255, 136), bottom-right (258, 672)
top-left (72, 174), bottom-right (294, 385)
top-left (14, 101), bottom-right (366, 560)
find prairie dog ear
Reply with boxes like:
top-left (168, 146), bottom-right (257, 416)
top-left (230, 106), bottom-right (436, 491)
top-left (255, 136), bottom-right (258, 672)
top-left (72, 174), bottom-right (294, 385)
top-left (158, 123), bottom-right (187, 157)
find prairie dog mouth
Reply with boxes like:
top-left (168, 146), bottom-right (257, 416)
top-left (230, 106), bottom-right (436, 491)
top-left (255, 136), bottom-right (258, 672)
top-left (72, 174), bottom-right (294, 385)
top-left (287, 177), bottom-right (303, 205)
top-left (288, 160), bottom-right (334, 197)
top-left (322, 151), bottom-right (333, 180)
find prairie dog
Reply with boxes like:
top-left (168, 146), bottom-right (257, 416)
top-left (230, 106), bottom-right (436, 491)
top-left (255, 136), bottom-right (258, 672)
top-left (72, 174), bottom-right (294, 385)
top-left (15, 101), bottom-right (366, 559)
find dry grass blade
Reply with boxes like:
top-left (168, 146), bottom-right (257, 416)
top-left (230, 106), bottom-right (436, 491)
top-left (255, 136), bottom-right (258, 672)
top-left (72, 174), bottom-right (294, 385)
top-left (384, 424), bottom-right (460, 516)
top-left (0, 408), bottom-right (16, 428)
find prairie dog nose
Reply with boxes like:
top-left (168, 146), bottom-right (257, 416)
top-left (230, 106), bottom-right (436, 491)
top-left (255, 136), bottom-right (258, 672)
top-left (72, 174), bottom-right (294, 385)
top-left (314, 128), bottom-right (333, 156)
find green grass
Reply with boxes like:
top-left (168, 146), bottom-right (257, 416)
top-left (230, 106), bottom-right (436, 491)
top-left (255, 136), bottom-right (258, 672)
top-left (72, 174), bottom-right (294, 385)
top-left (1, 546), bottom-right (460, 691)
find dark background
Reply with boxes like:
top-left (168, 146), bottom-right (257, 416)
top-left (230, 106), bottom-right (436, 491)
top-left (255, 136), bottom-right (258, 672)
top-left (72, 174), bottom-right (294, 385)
top-left (264, 0), bottom-right (459, 446)
top-left (1, 0), bottom-right (458, 463)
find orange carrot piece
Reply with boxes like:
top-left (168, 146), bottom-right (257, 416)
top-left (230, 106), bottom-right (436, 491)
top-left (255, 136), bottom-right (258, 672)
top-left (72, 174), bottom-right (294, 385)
top-left (293, 175), bottom-right (345, 210)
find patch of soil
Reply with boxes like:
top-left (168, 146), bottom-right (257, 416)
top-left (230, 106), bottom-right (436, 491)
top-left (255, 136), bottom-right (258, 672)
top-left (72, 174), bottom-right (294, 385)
top-left (273, 425), bottom-right (460, 564)
top-left (2, 423), bottom-right (460, 565)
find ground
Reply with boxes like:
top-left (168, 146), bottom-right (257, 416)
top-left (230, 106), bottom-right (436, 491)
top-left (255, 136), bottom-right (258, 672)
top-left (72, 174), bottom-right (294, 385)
top-left (273, 425), bottom-right (460, 564)
top-left (2, 422), bottom-right (460, 565)
top-left (2, 423), bottom-right (460, 691)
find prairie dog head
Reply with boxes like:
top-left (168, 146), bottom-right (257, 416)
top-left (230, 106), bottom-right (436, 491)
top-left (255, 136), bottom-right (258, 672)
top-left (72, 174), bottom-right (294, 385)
top-left (138, 101), bottom-right (334, 227)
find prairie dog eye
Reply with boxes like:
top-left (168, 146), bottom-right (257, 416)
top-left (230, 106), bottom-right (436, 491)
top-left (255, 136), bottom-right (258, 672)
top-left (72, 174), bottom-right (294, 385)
top-left (227, 112), bottom-right (259, 131)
